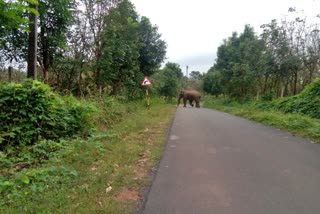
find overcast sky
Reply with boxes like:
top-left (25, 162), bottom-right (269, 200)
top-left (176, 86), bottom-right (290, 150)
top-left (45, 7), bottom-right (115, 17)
top-left (132, 0), bottom-right (320, 74)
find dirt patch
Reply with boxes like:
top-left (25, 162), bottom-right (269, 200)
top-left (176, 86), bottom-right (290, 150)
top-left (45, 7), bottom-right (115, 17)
top-left (133, 167), bottom-right (147, 180)
top-left (116, 189), bottom-right (139, 202)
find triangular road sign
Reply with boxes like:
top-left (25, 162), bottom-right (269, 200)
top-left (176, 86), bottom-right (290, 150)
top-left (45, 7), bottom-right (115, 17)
top-left (141, 76), bottom-right (152, 86)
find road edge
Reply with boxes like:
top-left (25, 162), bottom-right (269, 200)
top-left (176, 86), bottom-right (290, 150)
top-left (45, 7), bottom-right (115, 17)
top-left (135, 107), bottom-right (178, 214)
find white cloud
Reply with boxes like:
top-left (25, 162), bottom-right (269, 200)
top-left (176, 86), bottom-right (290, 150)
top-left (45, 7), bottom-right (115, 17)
top-left (132, 0), bottom-right (320, 73)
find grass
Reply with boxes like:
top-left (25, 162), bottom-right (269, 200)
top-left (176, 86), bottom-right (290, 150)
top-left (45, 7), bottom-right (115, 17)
top-left (0, 98), bottom-right (176, 213)
top-left (203, 97), bottom-right (320, 143)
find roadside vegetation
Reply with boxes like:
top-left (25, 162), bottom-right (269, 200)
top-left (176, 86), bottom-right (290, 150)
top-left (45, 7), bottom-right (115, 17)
top-left (0, 0), bottom-right (184, 212)
top-left (204, 78), bottom-right (320, 143)
top-left (0, 79), bottom-right (176, 212)
top-left (2, 0), bottom-right (320, 212)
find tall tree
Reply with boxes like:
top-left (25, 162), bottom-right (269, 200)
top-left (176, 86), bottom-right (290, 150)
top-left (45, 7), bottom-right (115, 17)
top-left (38, 0), bottom-right (75, 83)
top-left (80, 0), bottom-right (120, 86)
top-left (138, 16), bottom-right (166, 76)
top-left (164, 62), bottom-right (183, 78)
top-left (99, 0), bottom-right (140, 95)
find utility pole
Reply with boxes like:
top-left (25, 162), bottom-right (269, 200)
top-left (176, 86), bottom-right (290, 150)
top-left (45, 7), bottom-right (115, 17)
top-left (27, 3), bottom-right (38, 79)
top-left (186, 65), bottom-right (189, 79)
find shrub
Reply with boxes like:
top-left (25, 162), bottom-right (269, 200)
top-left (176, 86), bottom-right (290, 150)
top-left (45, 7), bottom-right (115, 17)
top-left (273, 78), bottom-right (320, 119)
top-left (0, 80), bottom-right (92, 151)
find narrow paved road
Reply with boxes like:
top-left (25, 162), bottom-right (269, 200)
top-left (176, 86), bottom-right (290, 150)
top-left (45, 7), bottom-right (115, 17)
top-left (141, 107), bottom-right (320, 214)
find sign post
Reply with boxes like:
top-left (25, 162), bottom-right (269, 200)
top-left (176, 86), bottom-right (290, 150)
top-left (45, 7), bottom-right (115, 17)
top-left (141, 76), bottom-right (152, 110)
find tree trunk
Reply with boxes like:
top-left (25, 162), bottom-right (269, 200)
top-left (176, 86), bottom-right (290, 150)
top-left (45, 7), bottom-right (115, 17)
top-left (263, 75), bottom-right (269, 93)
top-left (293, 71), bottom-right (298, 95)
top-left (8, 66), bottom-right (12, 82)
top-left (280, 81), bottom-right (285, 98)
top-left (27, 3), bottom-right (38, 79)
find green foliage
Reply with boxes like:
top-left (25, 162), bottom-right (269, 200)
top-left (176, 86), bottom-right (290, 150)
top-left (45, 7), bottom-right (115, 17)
top-left (204, 14), bottom-right (320, 100)
top-left (150, 62), bottom-right (183, 101)
top-left (41, 95), bottom-right (93, 139)
top-left (98, 1), bottom-right (166, 98)
top-left (138, 16), bottom-right (167, 76)
top-left (203, 69), bottom-right (222, 96)
top-left (164, 62), bottom-right (183, 79)
top-left (0, 165), bottom-right (78, 210)
top-left (0, 0), bottom-right (38, 40)
top-left (159, 68), bottom-right (178, 99)
top-left (91, 96), bottom-right (140, 130)
top-left (204, 25), bottom-right (264, 98)
top-left (0, 96), bottom-right (175, 212)
top-left (273, 78), bottom-right (320, 118)
top-left (0, 80), bottom-right (92, 151)
top-left (0, 0), bottom-right (39, 61)
top-left (189, 71), bottom-right (202, 80)
top-left (38, 0), bottom-right (75, 78)
top-left (99, 0), bottom-right (140, 95)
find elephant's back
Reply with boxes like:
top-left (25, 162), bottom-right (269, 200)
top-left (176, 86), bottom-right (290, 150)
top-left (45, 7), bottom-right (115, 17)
top-left (185, 90), bottom-right (201, 96)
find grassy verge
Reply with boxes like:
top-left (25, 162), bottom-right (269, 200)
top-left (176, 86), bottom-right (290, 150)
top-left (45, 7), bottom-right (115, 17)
top-left (203, 97), bottom-right (320, 143)
top-left (1, 98), bottom-right (176, 213)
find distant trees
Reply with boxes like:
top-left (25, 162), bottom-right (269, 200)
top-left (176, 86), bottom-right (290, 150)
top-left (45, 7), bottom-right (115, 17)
top-left (189, 71), bottom-right (202, 80)
top-left (164, 62), bottom-right (183, 78)
top-left (151, 62), bottom-right (184, 101)
top-left (0, 0), bottom-right (167, 99)
top-left (203, 10), bottom-right (320, 99)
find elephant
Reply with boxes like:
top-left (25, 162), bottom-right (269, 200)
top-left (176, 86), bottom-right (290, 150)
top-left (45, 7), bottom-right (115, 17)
top-left (178, 90), bottom-right (201, 108)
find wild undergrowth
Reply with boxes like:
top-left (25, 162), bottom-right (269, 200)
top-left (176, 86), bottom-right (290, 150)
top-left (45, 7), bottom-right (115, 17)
top-left (0, 80), bottom-right (176, 213)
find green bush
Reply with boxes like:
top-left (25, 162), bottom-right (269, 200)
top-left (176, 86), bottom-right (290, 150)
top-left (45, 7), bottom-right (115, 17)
top-left (273, 78), bottom-right (320, 119)
top-left (0, 80), bottom-right (92, 151)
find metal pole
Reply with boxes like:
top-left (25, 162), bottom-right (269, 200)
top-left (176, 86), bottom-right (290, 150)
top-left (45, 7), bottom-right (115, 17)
top-left (186, 65), bottom-right (189, 79)
top-left (146, 89), bottom-right (150, 110)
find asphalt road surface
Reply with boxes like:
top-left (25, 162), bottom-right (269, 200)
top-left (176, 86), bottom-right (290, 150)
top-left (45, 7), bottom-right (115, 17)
top-left (141, 107), bottom-right (320, 214)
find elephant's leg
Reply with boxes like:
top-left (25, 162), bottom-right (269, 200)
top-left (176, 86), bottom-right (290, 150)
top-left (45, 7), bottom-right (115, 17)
top-left (183, 98), bottom-right (187, 107)
top-left (189, 99), bottom-right (194, 107)
top-left (195, 98), bottom-right (200, 108)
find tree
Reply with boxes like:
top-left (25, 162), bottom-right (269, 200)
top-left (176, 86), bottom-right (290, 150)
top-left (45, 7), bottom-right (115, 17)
top-left (203, 68), bottom-right (222, 96)
top-left (0, 0), bottom-right (74, 83)
top-left (0, 0), bottom-right (38, 41)
top-left (164, 62), bottom-right (183, 78)
top-left (0, 0), bottom-right (38, 64)
top-left (159, 68), bottom-right (178, 101)
top-left (151, 62), bottom-right (183, 100)
top-left (138, 16), bottom-right (166, 76)
top-left (189, 71), bottom-right (202, 80)
top-left (80, 0), bottom-right (120, 87)
top-left (38, 0), bottom-right (75, 83)
top-left (98, 0), bottom-right (167, 97)
top-left (210, 25), bottom-right (262, 98)
top-left (98, 0), bottom-right (140, 95)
